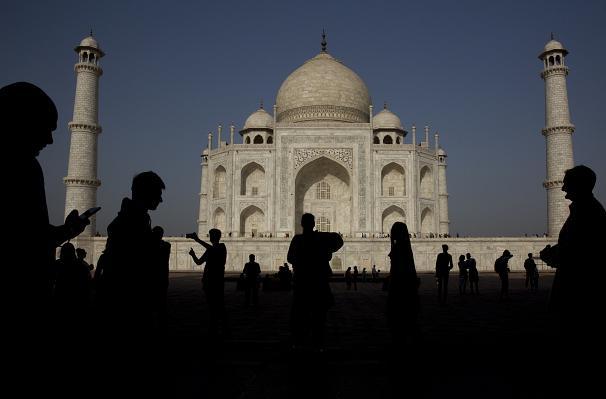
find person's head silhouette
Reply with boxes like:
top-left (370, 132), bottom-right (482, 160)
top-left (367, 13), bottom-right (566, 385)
top-left (249, 254), bottom-right (255, 262)
top-left (466, 252), bottom-right (471, 259)
top-left (132, 171), bottom-right (165, 211)
top-left (60, 242), bottom-right (77, 263)
top-left (152, 226), bottom-right (164, 240)
top-left (503, 249), bottom-right (512, 258)
top-left (562, 165), bottom-right (596, 201)
top-left (528, 253), bottom-right (533, 259)
top-left (0, 82), bottom-right (58, 158)
top-left (301, 213), bottom-right (315, 233)
top-left (209, 228), bottom-right (221, 244)
top-left (442, 244), bottom-right (449, 253)
top-left (390, 221), bottom-right (410, 246)
top-left (76, 248), bottom-right (87, 261)
top-left (459, 254), bottom-right (465, 262)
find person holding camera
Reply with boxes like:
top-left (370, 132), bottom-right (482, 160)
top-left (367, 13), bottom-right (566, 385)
top-left (494, 250), bottom-right (513, 301)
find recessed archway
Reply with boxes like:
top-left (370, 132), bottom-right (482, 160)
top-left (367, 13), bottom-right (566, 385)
top-left (212, 207), bottom-right (226, 233)
top-left (240, 205), bottom-right (265, 237)
top-left (294, 157), bottom-right (351, 235)
top-left (381, 162), bottom-right (405, 197)
top-left (382, 205), bottom-right (406, 233)
top-left (420, 207), bottom-right (434, 236)
top-left (213, 166), bottom-right (227, 199)
top-left (420, 166), bottom-right (433, 198)
top-left (240, 162), bottom-right (265, 196)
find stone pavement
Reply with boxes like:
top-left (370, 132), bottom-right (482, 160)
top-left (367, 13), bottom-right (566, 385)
top-left (159, 273), bottom-right (558, 398)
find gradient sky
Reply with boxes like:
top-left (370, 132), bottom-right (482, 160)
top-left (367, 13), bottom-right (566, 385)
top-left (2, 0), bottom-right (605, 237)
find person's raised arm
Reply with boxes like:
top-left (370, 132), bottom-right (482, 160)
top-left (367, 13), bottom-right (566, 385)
top-left (48, 209), bottom-right (90, 247)
top-left (186, 232), bottom-right (212, 250)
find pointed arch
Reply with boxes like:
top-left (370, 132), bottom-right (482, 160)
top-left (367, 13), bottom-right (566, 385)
top-left (213, 165), bottom-right (227, 199)
top-left (240, 162), bottom-right (266, 196)
top-left (382, 205), bottom-right (406, 233)
top-left (381, 162), bottom-right (406, 197)
top-left (212, 207), bottom-right (226, 233)
top-left (253, 135), bottom-right (263, 144)
top-left (240, 205), bottom-right (265, 237)
top-left (420, 207), bottom-right (434, 236)
top-left (294, 156), bottom-right (351, 235)
top-left (420, 166), bottom-right (434, 198)
top-left (383, 135), bottom-right (393, 144)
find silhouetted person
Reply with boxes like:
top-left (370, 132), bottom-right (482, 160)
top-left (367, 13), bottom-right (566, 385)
top-left (372, 265), bottom-right (378, 281)
top-left (386, 222), bottom-right (420, 343)
top-left (362, 267), bottom-right (367, 282)
top-left (278, 263), bottom-right (293, 290)
top-left (458, 254), bottom-right (468, 295)
top-left (466, 253), bottom-right (479, 295)
top-left (150, 226), bottom-right (171, 331)
top-left (243, 254), bottom-right (261, 305)
top-left (101, 171), bottom-right (165, 336)
top-left (188, 229), bottom-right (228, 337)
top-left (53, 242), bottom-right (92, 321)
top-left (2, 82), bottom-right (89, 333)
top-left (353, 266), bottom-right (359, 291)
top-left (523, 253), bottom-right (538, 293)
top-left (539, 166), bottom-right (606, 395)
top-left (494, 250), bottom-right (513, 301)
top-left (435, 244), bottom-right (454, 305)
top-left (76, 248), bottom-right (93, 273)
top-left (540, 166), bottom-right (606, 345)
top-left (345, 267), bottom-right (353, 290)
top-left (287, 213), bottom-right (343, 350)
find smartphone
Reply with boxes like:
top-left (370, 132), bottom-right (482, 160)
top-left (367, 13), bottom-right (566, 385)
top-left (80, 206), bottom-right (102, 220)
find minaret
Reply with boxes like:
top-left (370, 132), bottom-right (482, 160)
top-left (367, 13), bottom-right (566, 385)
top-left (436, 139), bottom-right (450, 235)
top-left (539, 35), bottom-right (574, 237)
top-left (64, 33), bottom-right (104, 236)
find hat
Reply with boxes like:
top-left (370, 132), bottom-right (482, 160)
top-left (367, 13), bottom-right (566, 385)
top-left (503, 250), bottom-right (513, 258)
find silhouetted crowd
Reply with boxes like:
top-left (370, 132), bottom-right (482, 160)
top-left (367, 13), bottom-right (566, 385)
top-left (5, 81), bottom-right (606, 397)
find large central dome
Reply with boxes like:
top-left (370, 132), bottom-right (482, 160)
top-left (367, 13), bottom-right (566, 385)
top-left (275, 51), bottom-right (371, 123)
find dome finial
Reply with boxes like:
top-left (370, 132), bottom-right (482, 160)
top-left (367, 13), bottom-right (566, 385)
top-left (550, 32), bottom-right (554, 40)
top-left (260, 98), bottom-right (264, 109)
top-left (90, 28), bottom-right (93, 37)
top-left (383, 101), bottom-right (387, 110)
top-left (321, 29), bottom-right (327, 52)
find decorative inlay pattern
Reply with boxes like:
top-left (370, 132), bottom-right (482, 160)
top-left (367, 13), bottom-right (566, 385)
top-left (294, 148), bottom-right (353, 170)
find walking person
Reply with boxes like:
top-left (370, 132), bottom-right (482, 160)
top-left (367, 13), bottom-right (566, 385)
top-left (466, 253), bottom-right (479, 295)
top-left (372, 265), bottom-right (378, 282)
top-left (523, 253), bottom-right (539, 293)
top-left (243, 254), bottom-right (261, 306)
top-left (353, 266), bottom-right (359, 291)
top-left (187, 229), bottom-right (229, 337)
top-left (494, 250), bottom-right (513, 301)
top-left (362, 268), bottom-right (367, 282)
top-left (435, 244), bottom-right (454, 305)
top-left (457, 254), bottom-right (468, 295)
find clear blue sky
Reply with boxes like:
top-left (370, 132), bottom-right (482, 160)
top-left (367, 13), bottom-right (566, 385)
top-left (2, 0), bottom-right (605, 236)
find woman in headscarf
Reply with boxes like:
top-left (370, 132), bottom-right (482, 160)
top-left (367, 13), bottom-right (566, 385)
top-left (386, 222), bottom-right (420, 342)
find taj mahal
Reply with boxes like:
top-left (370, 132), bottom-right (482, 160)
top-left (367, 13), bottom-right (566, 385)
top-left (66, 33), bottom-right (574, 272)
top-left (197, 35), bottom-right (448, 240)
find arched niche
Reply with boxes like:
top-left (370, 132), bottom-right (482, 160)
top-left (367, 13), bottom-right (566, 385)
top-left (213, 165), bottom-right (227, 199)
top-left (382, 205), bottom-right (406, 233)
top-left (212, 207), bottom-right (226, 233)
top-left (381, 162), bottom-right (406, 197)
top-left (420, 166), bottom-right (434, 198)
top-left (294, 157), bottom-right (351, 235)
top-left (240, 205), bottom-right (265, 237)
top-left (420, 207), bottom-right (434, 236)
top-left (240, 162), bottom-right (266, 196)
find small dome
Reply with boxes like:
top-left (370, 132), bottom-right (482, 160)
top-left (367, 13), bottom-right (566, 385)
top-left (79, 36), bottom-right (99, 49)
top-left (437, 148), bottom-right (447, 156)
top-left (373, 107), bottom-right (403, 131)
top-left (544, 40), bottom-right (564, 52)
top-left (243, 107), bottom-right (273, 131)
top-left (539, 39), bottom-right (568, 59)
top-left (275, 52), bottom-right (371, 123)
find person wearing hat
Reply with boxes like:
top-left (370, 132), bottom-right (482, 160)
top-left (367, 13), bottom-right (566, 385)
top-left (494, 250), bottom-right (513, 301)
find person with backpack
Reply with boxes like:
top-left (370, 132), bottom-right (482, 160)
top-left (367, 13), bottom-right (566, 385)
top-left (495, 250), bottom-right (513, 301)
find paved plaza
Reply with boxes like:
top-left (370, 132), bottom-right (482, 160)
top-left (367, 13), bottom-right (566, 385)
top-left (161, 272), bottom-right (557, 398)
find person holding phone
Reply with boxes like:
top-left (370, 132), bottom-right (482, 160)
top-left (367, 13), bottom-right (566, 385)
top-left (2, 82), bottom-right (90, 321)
